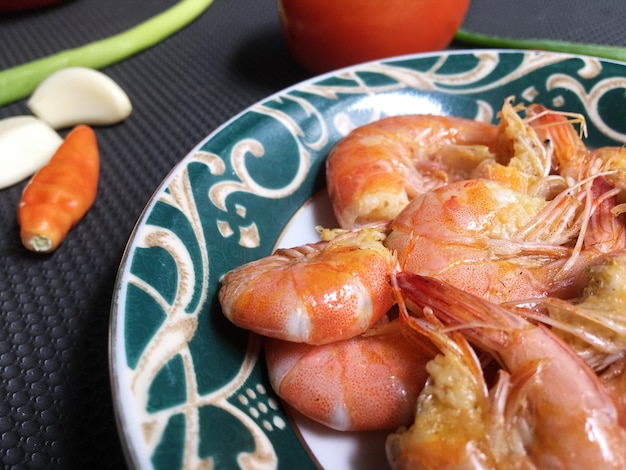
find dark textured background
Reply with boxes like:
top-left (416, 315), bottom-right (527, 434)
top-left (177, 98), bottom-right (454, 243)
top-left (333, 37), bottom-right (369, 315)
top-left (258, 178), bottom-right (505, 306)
top-left (0, 0), bottom-right (624, 468)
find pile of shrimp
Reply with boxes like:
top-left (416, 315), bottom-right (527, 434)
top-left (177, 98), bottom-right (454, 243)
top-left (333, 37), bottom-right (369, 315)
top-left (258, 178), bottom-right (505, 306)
top-left (218, 97), bottom-right (626, 468)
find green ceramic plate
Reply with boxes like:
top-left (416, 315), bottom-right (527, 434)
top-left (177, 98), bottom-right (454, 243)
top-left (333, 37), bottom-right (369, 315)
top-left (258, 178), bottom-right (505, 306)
top-left (110, 49), bottom-right (626, 469)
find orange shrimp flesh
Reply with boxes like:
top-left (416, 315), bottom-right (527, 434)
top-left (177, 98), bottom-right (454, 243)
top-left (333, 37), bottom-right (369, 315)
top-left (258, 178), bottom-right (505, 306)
top-left (396, 272), bottom-right (626, 469)
top-left (218, 226), bottom-right (395, 344)
top-left (325, 114), bottom-right (498, 228)
top-left (385, 178), bottom-right (588, 303)
top-left (264, 318), bottom-right (436, 431)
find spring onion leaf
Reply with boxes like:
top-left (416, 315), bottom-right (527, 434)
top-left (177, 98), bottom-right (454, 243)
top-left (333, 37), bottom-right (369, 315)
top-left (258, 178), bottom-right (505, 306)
top-left (0, 0), bottom-right (214, 107)
top-left (454, 28), bottom-right (626, 63)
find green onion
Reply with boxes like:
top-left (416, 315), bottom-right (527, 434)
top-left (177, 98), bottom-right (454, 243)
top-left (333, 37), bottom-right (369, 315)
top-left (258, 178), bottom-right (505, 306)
top-left (0, 0), bottom-right (214, 107)
top-left (454, 28), bottom-right (626, 63)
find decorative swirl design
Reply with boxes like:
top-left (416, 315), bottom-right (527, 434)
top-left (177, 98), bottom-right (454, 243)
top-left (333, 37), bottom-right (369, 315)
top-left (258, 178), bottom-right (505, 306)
top-left (112, 50), bottom-right (626, 470)
top-left (546, 74), bottom-right (626, 143)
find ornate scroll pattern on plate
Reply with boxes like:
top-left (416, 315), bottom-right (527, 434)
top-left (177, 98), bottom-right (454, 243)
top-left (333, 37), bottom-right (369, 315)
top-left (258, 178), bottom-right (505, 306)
top-left (117, 50), bottom-right (626, 470)
top-left (126, 149), bottom-right (311, 468)
top-left (126, 166), bottom-right (214, 468)
top-left (199, 50), bottom-right (626, 257)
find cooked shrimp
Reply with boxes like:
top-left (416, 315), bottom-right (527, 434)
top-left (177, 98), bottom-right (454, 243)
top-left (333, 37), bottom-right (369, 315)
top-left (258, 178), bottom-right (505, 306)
top-left (550, 174), bottom-right (626, 272)
top-left (527, 250), bottom-right (626, 372)
top-left (394, 272), bottom-right (626, 469)
top-left (325, 114), bottom-right (498, 228)
top-left (386, 279), bottom-right (534, 469)
top-left (525, 102), bottom-right (591, 183)
top-left (526, 104), bottom-right (626, 206)
top-left (325, 98), bottom-right (578, 230)
top-left (473, 96), bottom-right (564, 198)
top-left (385, 178), bottom-right (590, 303)
top-left (265, 318), bottom-right (436, 431)
top-left (218, 226), bottom-right (395, 344)
top-left (509, 178), bottom-right (626, 370)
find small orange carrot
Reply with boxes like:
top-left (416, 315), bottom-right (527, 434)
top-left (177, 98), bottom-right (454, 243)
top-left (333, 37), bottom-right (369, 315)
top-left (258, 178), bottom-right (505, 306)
top-left (18, 124), bottom-right (99, 253)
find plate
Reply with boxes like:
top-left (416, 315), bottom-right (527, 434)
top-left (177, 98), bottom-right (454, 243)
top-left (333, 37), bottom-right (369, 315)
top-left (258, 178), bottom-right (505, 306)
top-left (109, 49), bottom-right (626, 469)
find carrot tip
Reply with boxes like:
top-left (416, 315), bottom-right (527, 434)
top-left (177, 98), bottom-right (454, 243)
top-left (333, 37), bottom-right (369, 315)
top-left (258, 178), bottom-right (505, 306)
top-left (24, 235), bottom-right (54, 253)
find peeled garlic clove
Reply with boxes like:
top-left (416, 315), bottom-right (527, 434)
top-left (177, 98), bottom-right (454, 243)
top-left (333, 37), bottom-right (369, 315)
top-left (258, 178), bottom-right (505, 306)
top-left (27, 66), bottom-right (132, 129)
top-left (0, 116), bottom-right (63, 189)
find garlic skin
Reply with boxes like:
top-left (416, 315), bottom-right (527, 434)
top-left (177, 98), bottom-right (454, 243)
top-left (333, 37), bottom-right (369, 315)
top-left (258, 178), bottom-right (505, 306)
top-left (27, 67), bottom-right (132, 129)
top-left (0, 116), bottom-right (63, 189)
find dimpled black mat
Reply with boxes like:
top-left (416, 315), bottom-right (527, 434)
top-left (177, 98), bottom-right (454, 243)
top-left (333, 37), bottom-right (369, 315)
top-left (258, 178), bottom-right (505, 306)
top-left (0, 0), bottom-right (624, 468)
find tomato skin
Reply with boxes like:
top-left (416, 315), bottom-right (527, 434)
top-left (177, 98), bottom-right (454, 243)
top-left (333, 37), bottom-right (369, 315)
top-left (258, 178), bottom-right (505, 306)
top-left (279, 0), bottom-right (470, 74)
top-left (0, 0), bottom-right (67, 12)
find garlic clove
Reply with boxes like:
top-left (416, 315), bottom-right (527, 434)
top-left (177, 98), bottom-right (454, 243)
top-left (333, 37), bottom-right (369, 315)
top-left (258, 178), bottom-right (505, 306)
top-left (27, 66), bottom-right (132, 129)
top-left (0, 116), bottom-right (63, 190)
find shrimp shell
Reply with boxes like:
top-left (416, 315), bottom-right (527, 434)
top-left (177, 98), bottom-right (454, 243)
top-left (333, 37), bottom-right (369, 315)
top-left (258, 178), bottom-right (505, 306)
top-left (265, 318), bottom-right (435, 431)
top-left (326, 114), bottom-right (498, 228)
top-left (385, 179), bottom-right (584, 303)
top-left (218, 227), bottom-right (395, 344)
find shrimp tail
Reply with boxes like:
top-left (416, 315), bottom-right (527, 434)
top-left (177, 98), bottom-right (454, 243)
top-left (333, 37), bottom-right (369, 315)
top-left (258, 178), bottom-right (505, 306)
top-left (396, 271), bottom-right (525, 356)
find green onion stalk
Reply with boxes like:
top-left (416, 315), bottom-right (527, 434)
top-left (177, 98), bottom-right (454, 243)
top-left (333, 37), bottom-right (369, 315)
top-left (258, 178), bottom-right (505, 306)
top-left (0, 0), bottom-right (214, 106)
top-left (454, 28), bottom-right (626, 63)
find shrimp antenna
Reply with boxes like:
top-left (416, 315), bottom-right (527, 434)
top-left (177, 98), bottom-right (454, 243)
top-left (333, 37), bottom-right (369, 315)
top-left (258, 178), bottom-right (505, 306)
top-left (524, 108), bottom-right (588, 140)
top-left (563, 175), bottom-right (623, 272)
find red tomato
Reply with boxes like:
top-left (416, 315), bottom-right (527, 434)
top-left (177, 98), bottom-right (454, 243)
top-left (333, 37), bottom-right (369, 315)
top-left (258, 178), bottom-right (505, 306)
top-left (0, 0), bottom-right (67, 12)
top-left (279, 0), bottom-right (470, 74)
